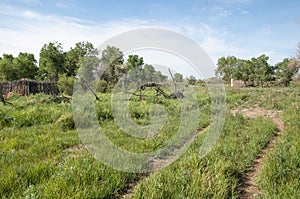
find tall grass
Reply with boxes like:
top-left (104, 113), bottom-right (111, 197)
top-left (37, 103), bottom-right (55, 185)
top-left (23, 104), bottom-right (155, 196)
top-left (258, 86), bottom-right (300, 198)
top-left (130, 114), bottom-right (277, 198)
top-left (1, 84), bottom-right (299, 198)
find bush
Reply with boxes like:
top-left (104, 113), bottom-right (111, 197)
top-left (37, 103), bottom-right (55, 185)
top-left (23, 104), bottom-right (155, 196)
top-left (58, 74), bottom-right (75, 96)
top-left (56, 112), bottom-right (75, 131)
top-left (96, 79), bottom-right (109, 93)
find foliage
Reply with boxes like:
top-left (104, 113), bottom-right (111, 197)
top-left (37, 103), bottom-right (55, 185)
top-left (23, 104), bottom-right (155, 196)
top-left (57, 74), bottom-right (75, 96)
top-left (275, 58), bottom-right (299, 86)
top-left (100, 45), bottom-right (124, 84)
top-left (216, 54), bottom-right (275, 86)
top-left (187, 75), bottom-right (197, 85)
top-left (173, 73), bottom-right (183, 82)
top-left (1, 85), bottom-right (300, 198)
top-left (215, 55), bottom-right (238, 82)
top-left (64, 41), bottom-right (98, 77)
top-left (38, 42), bottom-right (65, 81)
top-left (0, 53), bottom-right (38, 81)
top-left (96, 79), bottom-right (109, 93)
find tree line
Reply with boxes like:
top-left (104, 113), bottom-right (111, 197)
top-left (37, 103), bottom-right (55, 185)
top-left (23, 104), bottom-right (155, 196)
top-left (0, 42), bottom-right (184, 95)
top-left (215, 44), bottom-right (300, 87)
top-left (1, 41), bottom-right (299, 95)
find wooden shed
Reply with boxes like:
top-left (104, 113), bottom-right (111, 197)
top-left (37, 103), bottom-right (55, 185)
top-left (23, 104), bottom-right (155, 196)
top-left (0, 79), bottom-right (58, 96)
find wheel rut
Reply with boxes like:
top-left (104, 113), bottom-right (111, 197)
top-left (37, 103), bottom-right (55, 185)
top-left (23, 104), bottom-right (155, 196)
top-left (232, 104), bottom-right (285, 199)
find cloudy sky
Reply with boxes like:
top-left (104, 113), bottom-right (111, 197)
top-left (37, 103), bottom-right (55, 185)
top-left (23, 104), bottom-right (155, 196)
top-left (0, 0), bottom-right (299, 77)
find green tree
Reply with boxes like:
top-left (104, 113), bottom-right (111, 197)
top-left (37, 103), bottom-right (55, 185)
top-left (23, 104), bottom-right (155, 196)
top-left (187, 75), bottom-right (197, 85)
top-left (153, 71), bottom-right (168, 83)
top-left (144, 64), bottom-right (155, 82)
top-left (13, 53), bottom-right (38, 80)
top-left (64, 41), bottom-right (97, 77)
top-left (0, 53), bottom-right (38, 81)
top-left (216, 56), bottom-right (238, 83)
top-left (38, 42), bottom-right (65, 81)
top-left (0, 54), bottom-right (16, 81)
top-left (100, 45), bottom-right (124, 84)
top-left (57, 74), bottom-right (75, 96)
top-left (275, 58), bottom-right (299, 86)
top-left (126, 55), bottom-right (144, 81)
top-left (250, 55), bottom-right (274, 86)
top-left (174, 73), bottom-right (183, 82)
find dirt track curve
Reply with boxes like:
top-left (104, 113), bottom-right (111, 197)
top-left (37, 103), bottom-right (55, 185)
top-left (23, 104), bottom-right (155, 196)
top-left (232, 104), bottom-right (285, 199)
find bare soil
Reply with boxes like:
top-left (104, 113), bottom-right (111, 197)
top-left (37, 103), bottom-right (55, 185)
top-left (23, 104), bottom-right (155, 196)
top-left (232, 104), bottom-right (285, 199)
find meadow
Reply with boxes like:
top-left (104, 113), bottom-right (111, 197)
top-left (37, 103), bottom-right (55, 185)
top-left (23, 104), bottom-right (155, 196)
top-left (0, 82), bottom-right (299, 198)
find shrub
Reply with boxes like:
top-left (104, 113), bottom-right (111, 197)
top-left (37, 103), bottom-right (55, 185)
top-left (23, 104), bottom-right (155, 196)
top-left (96, 79), bottom-right (109, 93)
top-left (58, 74), bottom-right (75, 96)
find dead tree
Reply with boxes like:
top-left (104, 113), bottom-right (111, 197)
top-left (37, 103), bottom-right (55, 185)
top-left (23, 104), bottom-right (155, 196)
top-left (76, 75), bottom-right (101, 101)
top-left (168, 68), bottom-right (184, 98)
top-left (168, 68), bottom-right (177, 93)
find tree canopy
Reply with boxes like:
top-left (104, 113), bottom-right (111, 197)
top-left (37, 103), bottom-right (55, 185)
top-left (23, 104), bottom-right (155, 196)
top-left (215, 53), bottom-right (299, 87)
top-left (0, 53), bottom-right (38, 81)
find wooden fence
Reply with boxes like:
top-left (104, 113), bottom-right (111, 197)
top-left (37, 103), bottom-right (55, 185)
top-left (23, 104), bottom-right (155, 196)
top-left (0, 79), bottom-right (58, 96)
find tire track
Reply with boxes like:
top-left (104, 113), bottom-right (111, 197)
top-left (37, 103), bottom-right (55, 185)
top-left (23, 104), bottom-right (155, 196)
top-left (118, 127), bottom-right (207, 199)
top-left (232, 104), bottom-right (285, 199)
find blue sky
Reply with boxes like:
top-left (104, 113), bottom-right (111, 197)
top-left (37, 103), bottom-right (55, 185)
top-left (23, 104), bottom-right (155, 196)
top-left (0, 0), bottom-right (299, 73)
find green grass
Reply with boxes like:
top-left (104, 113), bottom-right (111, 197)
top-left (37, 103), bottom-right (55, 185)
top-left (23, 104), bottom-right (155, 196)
top-left (130, 114), bottom-right (277, 198)
top-left (1, 83), bottom-right (299, 198)
top-left (257, 87), bottom-right (300, 198)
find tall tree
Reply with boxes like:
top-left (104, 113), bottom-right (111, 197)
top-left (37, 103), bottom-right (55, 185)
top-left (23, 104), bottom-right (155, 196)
top-left (216, 56), bottom-right (238, 83)
top-left (100, 45), bottom-right (124, 84)
top-left (143, 64), bottom-right (155, 82)
top-left (126, 54), bottom-right (144, 82)
top-left (153, 71), bottom-right (168, 83)
top-left (275, 58), bottom-right (299, 86)
top-left (64, 41), bottom-right (98, 77)
top-left (14, 53), bottom-right (38, 80)
top-left (0, 54), bottom-right (16, 81)
top-left (187, 75), bottom-right (197, 85)
top-left (38, 42), bottom-right (65, 81)
top-left (251, 55), bottom-right (274, 86)
top-left (174, 73), bottom-right (183, 82)
top-left (0, 53), bottom-right (38, 81)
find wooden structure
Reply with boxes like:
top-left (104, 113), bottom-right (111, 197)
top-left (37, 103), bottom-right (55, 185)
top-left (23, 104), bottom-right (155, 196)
top-left (0, 79), bottom-right (58, 96)
top-left (230, 78), bottom-right (246, 87)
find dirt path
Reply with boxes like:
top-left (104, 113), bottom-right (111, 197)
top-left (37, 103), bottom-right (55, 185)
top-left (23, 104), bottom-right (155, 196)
top-left (232, 104), bottom-right (285, 199)
top-left (119, 128), bottom-right (206, 199)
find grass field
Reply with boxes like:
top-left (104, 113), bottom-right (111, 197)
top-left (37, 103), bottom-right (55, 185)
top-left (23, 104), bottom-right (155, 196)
top-left (0, 83), bottom-right (299, 198)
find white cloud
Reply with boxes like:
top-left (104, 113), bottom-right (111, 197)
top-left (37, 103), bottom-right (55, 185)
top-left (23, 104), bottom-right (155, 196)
top-left (3, 4), bottom-right (287, 77)
top-left (0, 6), bottom-right (149, 59)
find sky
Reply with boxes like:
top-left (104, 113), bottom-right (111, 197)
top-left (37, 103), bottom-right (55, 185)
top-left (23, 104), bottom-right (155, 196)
top-left (0, 0), bottom-right (299, 77)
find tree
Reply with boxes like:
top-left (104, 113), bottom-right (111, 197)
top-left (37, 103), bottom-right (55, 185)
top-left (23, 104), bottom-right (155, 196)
top-left (187, 75), bottom-right (197, 85)
top-left (174, 73), bottom-right (183, 82)
top-left (14, 53), bottom-right (38, 80)
top-left (0, 54), bottom-right (16, 81)
top-left (57, 74), bottom-right (75, 96)
top-left (64, 41), bottom-right (98, 77)
top-left (126, 55), bottom-right (144, 82)
top-left (0, 53), bottom-right (38, 81)
top-left (254, 55), bottom-right (274, 86)
top-left (153, 71), bottom-right (168, 83)
top-left (38, 42), bottom-right (65, 81)
top-left (143, 64), bottom-right (155, 82)
top-left (216, 55), bottom-right (275, 87)
top-left (275, 58), bottom-right (299, 86)
top-left (100, 45), bottom-right (124, 84)
top-left (215, 56), bottom-right (238, 83)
